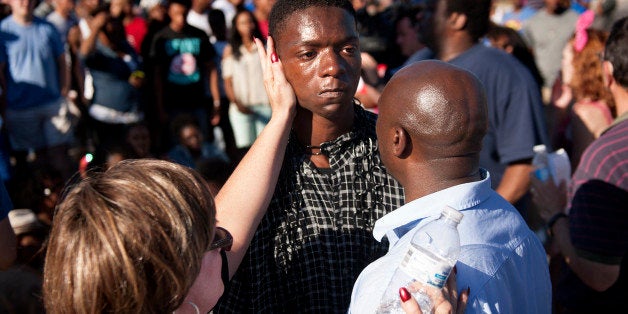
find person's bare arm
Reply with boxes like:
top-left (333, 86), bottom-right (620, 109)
top-left (496, 161), bottom-right (533, 204)
top-left (79, 12), bottom-right (108, 57)
top-left (551, 219), bottom-right (620, 291)
top-left (222, 46), bottom-right (252, 114)
top-left (216, 37), bottom-right (296, 278)
top-left (531, 176), bottom-right (621, 291)
top-left (206, 59), bottom-right (221, 125)
top-left (0, 217), bottom-right (16, 270)
top-left (57, 54), bottom-right (70, 97)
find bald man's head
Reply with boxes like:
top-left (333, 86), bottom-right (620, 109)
top-left (376, 60), bottom-right (487, 182)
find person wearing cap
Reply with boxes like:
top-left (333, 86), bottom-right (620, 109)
top-left (0, 183), bottom-right (16, 270)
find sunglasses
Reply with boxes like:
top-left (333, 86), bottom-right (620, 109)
top-left (209, 227), bottom-right (233, 252)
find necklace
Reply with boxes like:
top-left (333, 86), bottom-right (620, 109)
top-left (305, 145), bottom-right (323, 156)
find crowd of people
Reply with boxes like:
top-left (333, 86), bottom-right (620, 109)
top-left (0, 0), bottom-right (627, 312)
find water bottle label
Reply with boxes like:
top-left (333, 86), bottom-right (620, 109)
top-left (399, 244), bottom-right (453, 289)
top-left (534, 168), bottom-right (550, 182)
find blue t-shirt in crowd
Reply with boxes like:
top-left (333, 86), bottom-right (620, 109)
top-left (0, 16), bottom-right (64, 110)
top-left (449, 44), bottom-right (549, 189)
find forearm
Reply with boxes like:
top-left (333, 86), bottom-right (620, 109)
top-left (208, 63), bottom-right (220, 104)
top-left (551, 218), bottom-right (621, 291)
top-left (496, 162), bottom-right (533, 204)
top-left (223, 77), bottom-right (237, 104)
top-left (58, 54), bottom-right (70, 96)
top-left (79, 29), bottom-right (100, 57)
top-left (216, 108), bottom-right (293, 278)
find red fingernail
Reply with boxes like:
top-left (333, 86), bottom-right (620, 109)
top-left (399, 287), bottom-right (411, 303)
top-left (270, 52), bottom-right (278, 63)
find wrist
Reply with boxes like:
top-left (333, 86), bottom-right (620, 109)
top-left (546, 212), bottom-right (568, 237)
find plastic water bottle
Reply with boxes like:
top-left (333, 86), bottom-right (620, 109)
top-left (376, 206), bottom-right (463, 314)
top-left (532, 144), bottom-right (550, 182)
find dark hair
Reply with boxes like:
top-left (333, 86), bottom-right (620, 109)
top-left (269, 0), bottom-right (356, 41)
top-left (393, 4), bottom-right (421, 28)
top-left (486, 24), bottom-right (544, 87)
top-left (209, 9), bottom-right (227, 42)
top-left (605, 16), bottom-right (628, 88)
top-left (230, 9), bottom-right (263, 60)
top-left (445, 0), bottom-right (491, 42)
top-left (171, 113), bottom-right (201, 138)
top-left (168, 0), bottom-right (191, 10)
top-left (89, 3), bottom-right (110, 16)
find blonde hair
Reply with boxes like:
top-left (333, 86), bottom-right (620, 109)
top-left (43, 159), bottom-right (216, 313)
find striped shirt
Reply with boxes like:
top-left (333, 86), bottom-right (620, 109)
top-left (556, 112), bottom-right (628, 312)
top-left (215, 106), bottom-right (405, 313)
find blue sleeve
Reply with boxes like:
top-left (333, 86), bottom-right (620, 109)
top-left (495, 67), bottom-right (549, 164)
top-left (48, 23), bottom-right (64, 59)
top-left (0, 25), bottom-right (8, 63)
top-left (0, 183), bottom-right (13, 220)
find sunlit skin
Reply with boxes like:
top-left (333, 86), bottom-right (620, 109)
top-left (274, 7), bottom-right (361, 131)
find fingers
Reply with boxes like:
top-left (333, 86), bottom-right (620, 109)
top-left (399, 287), bottom-right (423, 314)
top-left (254, 37), bottom-right (270, 80)
top-left (444, 269), bottom-right (458, 313)
top-left (457, 287), bottom-right (470, 314)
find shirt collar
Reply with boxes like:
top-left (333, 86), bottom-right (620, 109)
top-left (603, 111), bottom-right (628, 135)
top-left (373, 169), bottom-right (492, 244)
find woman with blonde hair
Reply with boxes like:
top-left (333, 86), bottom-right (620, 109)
top-left (43, 35), bottom-right (295, 312)
top-left (552, 11), bottom-right (615, 168)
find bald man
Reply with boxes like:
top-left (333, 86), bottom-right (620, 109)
top-left (349, 61), bottom-right (551, 313)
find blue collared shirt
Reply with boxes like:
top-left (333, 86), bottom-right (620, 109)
top-left (349, 170), bottom-right (551, 313)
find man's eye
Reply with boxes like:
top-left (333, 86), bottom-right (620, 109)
top-left (343, 46), bottom-right (357, 55)
top-left (299, 51), bottom-right (316, 60)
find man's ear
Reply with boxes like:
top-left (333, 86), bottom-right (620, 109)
top-left (602, 60), bottom-right (615, 89)
top-left (449, 12), bottom-right (467, 31)
top-left (392, 127), bottom-right (411, 158)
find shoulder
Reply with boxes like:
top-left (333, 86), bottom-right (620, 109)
top-left (454, 45), bottom-right (530, 81)
top-left (222, 44), bottom-right (233, 58)
top-left (185, 25), bottom-right (208, 38)
top-left (576, 120), bottom-right (628, 179)
top-left (153, 26), bottom-right (171, 38)
top-left (32, 17), bottom-right (56, 30)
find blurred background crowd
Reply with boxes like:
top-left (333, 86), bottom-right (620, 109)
top-left (0, 0), bottom-right (627, 311)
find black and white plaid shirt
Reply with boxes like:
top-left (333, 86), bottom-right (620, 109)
top-left (215, 106), bottom-right (405, 313)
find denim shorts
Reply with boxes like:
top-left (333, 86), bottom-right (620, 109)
top-left (5, 97), bottom-right (75, 151)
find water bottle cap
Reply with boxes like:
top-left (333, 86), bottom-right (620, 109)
top-left (533, 144), bottom-right (547, 154)
top-left (441, 206), bottom-right (463, 223)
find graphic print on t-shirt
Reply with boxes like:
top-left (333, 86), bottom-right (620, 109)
top-left (165, 37), bottom-right (201, 85)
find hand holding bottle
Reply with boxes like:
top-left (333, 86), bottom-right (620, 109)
top-left (399, 269), bottom-right (469, 314)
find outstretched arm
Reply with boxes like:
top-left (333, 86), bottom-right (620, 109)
top-left (215, 36), bottom-right (296, 278)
